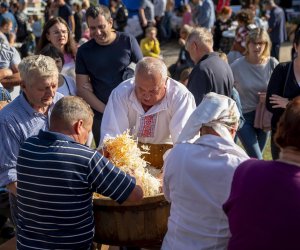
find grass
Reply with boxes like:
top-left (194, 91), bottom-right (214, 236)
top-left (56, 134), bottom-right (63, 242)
top-left (237, 136), bottom-right (272, 160)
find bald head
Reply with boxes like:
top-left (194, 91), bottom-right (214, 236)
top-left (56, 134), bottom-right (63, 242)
top-left (135, 57), bottom-right (168, 81)
top-left (134, 57), bottom-right (168, 111)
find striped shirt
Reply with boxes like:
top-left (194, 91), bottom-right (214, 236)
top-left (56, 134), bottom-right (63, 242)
top-left (0, 92), bottom-right (63, 187)
top-left (16, 130), bottom-right (135, 250)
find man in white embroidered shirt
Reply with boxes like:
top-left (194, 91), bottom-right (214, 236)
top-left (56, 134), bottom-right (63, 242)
top-left (100, 57), bottom-right (196, 165)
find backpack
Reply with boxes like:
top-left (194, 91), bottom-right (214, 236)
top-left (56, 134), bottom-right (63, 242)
top-left (115, 2), bottom-right (128, 31)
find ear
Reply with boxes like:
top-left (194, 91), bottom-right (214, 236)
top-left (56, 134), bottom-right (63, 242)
top-left (46, 32), bottom-right (50, 41)
top-left (20, 81), bottom-right (26, 91)
top-left (74, 119), bottom-right (83, 135)
top-left (294, 43), bottom-right (298, 53)
top-left (108, 17), bottom-right (114, 26)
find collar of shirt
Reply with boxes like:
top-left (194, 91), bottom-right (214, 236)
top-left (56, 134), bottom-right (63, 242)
top-left (20, 92), bottom-right (63, 118)
top-left (129, 78), bottom-right (169, 115)
top-left (38, 130), bottom-right (75, 143)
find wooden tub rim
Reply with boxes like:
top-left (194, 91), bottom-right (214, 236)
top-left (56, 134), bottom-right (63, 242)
top-left (93, 192), bottom-right (167, 207)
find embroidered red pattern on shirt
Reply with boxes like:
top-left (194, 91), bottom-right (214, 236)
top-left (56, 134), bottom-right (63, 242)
top-left (138, 114), bottom-right (157, 138)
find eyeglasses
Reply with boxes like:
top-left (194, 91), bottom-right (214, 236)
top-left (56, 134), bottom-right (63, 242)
top-left (50, 30), bottom-right (68, 36)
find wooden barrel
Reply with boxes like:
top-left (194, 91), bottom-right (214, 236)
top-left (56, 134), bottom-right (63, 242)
top-left (138, 143), bottom-right (173, 168)
top-left (93, 193), bottom-right (170, 247)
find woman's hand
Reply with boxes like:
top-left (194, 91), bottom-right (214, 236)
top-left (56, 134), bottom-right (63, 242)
top-left (269, 94), bottom-right (289, 109)
top-left (82, 81), bottom-right (93, 92)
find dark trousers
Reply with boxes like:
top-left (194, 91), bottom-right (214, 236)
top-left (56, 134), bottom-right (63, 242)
top-left (92, 112), bottom-right (103, 148)
top-left (271, 43), bottom-right (281, 61)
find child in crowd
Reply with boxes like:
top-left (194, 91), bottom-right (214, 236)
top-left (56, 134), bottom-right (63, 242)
top-left (182, 3), bottom-right (193, 26)
top-left (31, 14), bottom-right (42, 45)
top-left (168, 24), bottom-right (194, 80)
top-left (228, 8), bottom-right (255, 63)
top-left (179, 67), bottom-right (192, 86)
top-left (213, 6), bottom-right (232, 52)
top-left (140, 26), bottom-right (161, 58)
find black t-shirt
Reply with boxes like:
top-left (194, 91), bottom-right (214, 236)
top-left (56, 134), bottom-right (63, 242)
top-left (76, 32), bottom-right (143, 105)
top-left (187, 52), bottom-right (234, 105)
top-left (58, 4), bottom-right (72, 26)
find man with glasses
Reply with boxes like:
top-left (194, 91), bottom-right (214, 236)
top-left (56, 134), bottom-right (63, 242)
top-left (76, 4), bottom-right (143, 146)
top-left (100, 57), bottom-right (195, 149)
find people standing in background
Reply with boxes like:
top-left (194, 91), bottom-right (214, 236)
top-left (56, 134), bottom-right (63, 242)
top-left (191, 0), bottom-right (215, 31)
top-left (76, 5), bottom-right (142, 146)
top-left (11, 2), bottom-right (28, 43)
top-left (263, 0), bottom-right (286, 60)
top-left (231, 28), bottom-right (278, 159)
top-left (36, 17), bottom-right (77, 78)
top-left (72, 2), bottom-right (83, 42)
top-left (139, 0), bottom-right (155, 29)
top-left (213, 6), bottom-right (232, 52)
top-left (227, 8), bottom-right (255, 64)
top-left (160, 0), bottom-right (174, 43)
top-left (54, 0), bottom-right (75, 33)
top-left (266, 29), bottom-right (300, 160)
top-left (186, 27), bottom-right (234, 105)
top-left (31, 14), bottom-right (42, 45)
top-left (0, 2), bottom-right (17, 34)
top-left (152, 0), bottom-right (166, 42)
top-left (109, 0), bottom-right (128, 32)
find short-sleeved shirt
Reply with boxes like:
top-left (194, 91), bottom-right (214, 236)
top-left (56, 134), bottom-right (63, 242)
top-left (58, 4), bottom-right (73, 27)
top-left (0, 42), bottom-right (21, 70)
top-left (223, 159), bottom-right (300, 250)
top-left (140, 0), bottom-right (155, 23)
top-left (268, 6), bottom-right (286, 44)
top-left (0, 12), bottom-right (18, 31)
top-left (187, 52), bottom-right (234, 106)
top-left (76, 32), bottom-right (142, 105)
top-left (0, 92), bottom-right (62, 187)
top-left (16, 130), bottom-right (136, 249)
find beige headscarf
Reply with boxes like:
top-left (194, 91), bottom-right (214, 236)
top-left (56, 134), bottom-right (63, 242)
top-left (176, 92), bottom-right (240, 144)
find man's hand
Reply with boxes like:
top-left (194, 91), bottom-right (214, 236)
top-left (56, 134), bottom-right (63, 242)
top-left (6, 182), bottom-right (17, 196)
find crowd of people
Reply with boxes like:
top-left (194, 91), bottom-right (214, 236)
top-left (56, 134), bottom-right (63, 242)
top-left (0, 0), bottom-right (300, 249)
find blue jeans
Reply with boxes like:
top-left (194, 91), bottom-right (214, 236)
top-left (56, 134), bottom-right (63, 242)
top-left (237, 111), bottom-right (269, 159)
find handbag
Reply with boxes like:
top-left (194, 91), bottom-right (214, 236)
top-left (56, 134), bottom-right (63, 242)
top-left (254, 61), bottom-right (292, 131)
top-left (254, 92), bottom-right (272, 131)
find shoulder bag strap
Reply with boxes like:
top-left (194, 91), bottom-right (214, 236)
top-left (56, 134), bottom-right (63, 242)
top-left (283, 62), bottom-right (292, 97)
top-left (61, 74), bottom-right (72, 96)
